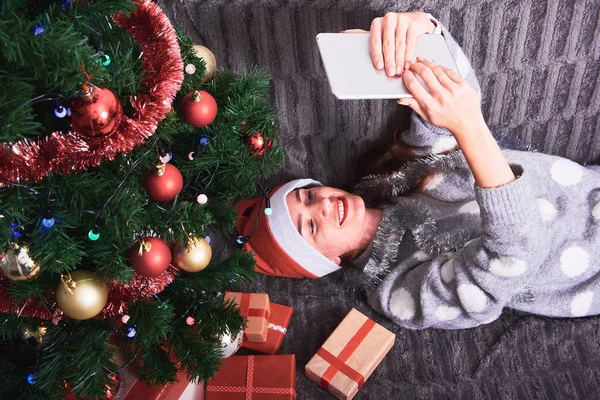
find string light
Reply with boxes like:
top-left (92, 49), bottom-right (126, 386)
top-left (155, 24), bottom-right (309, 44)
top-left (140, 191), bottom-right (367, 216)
top-left (27, 374), bottom-right (36, 385)
top-left (88, 230), bottom-right (100, 241)
top-left (126, 327), bottom-right (136, 338)
top-left (185, 316), bottom-right (195, 325)
top-left (199, 137), bottom-right (210, 147)
top-left (264, 208), bottom-right (272, 216)
top-left (41, 217), bottom-right (55, 228)
top-left (204, 235), bottom-right (211, 244)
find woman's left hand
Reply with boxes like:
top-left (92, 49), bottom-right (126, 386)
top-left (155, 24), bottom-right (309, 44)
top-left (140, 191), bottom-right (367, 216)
top-left (342, 12), bottom-right (435, 77)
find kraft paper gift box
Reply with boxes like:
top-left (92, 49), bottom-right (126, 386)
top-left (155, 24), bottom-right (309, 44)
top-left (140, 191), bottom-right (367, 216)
top-left (204, 354), bottom-right (296, 400)
top-left (224, 292), bottom-right (270, 343)
top-left (242, 302), bottom-right (293, 354)
top-left (305, 308), bottom-right (396, 400)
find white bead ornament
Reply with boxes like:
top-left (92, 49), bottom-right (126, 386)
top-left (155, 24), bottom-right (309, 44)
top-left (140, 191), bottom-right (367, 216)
top-left (197, 194), bottom-right (208, 204)
top-left (185, 63), bottom-right (196, 74)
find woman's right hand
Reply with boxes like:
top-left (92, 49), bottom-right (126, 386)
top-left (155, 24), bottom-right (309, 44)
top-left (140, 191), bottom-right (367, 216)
top-left (398, 57), bottom-right (485, 137)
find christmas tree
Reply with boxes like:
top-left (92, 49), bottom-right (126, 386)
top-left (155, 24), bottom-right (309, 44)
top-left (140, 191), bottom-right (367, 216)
top-left (0, 0), bottom-right (282, 398)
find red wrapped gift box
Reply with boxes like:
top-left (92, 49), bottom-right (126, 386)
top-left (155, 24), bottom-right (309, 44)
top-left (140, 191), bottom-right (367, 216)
top-left (242, 302), bottom-right (293, 355)
top-left (205, 355), bottom-right (296, 400)
top-left (124, 370), bottom-right (197, 400)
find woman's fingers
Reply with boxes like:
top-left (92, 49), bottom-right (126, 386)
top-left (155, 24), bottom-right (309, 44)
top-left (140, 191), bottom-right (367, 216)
top-left (403, 29), bottom-right (418, 75)
top-left (402, 66), bottom-right (433, 103)
top-left (340, 29), bottom-right (369, 33)
top-left (416, 57), bottom-right (456, 90)
top-left (394, 20), bottom-right (408, 76)
top-left (409, 61), bottom-right (444, 94)
top-left (397, 97), bottom-right (426, 119)
top-left (438, 65), bottom-right (464, 84)
top-left (369, 18), bottom-right (384, 70)
top-left (382, 15), bottom-right (398, 76)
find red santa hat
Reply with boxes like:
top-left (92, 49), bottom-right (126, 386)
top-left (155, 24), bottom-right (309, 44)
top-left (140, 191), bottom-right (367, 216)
top-left (236, 179), bottom-right (342, 278)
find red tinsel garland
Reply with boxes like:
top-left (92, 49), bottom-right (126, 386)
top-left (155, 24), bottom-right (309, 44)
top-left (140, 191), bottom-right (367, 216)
top-left (0, 0), bottom-right (184, 183)
top-left (0, 0), bottom-right (183, 320)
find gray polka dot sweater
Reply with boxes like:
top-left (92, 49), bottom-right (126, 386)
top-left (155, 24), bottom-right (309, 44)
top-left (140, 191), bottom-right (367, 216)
top-left (351, 20), bottom-right (600, 330)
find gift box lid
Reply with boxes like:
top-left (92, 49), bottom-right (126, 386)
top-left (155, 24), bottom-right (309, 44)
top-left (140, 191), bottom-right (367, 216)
top-left (205, 354), bottom-right (296, 400)
top-left (305, 308), bottom-right (395, 400)
top-left (242, 302), bottom-right (293, 355)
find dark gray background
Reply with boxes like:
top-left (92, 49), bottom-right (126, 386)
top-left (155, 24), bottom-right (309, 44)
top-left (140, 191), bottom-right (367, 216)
top-left (158, 1), bottom-right (600, 398)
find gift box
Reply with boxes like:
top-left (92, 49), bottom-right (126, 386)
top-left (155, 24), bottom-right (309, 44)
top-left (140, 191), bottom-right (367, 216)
top-left (224, 292), bottom-right (270, 343)
top-left (242, 302), bottom-right (293, 354)
top-left (123, 370), bottom-right (204, 400)
top-left (205, 354), bottom-right (296, 400)
top-left (305, 308), bottom-right (395, 400)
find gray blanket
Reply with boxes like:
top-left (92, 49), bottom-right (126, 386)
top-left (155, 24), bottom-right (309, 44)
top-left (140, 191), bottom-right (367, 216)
top-left (158, 1), bottom-right (600, 398)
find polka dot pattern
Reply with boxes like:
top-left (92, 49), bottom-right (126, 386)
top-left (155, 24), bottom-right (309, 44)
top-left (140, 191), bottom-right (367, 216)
top-left (435, 305), bottom-right (462, 321)
top-left (570, 291), bottom-right (594, 317)
top-left (424, 173), bottom-right (445, 191)
top-left (412, 250), bottom-right (432, 262)
top-left (390, 287), bottom-right (416, 320)
top-left (440, 259), bottom-right (455, 283)
top-left (431, 136), bottom-right (458, 153)
top-left (457, 284), bottom-right (487, 313)
top-left (592, 202), bottom-right (600, 220)
top-left (560, 246), bottom-right (590, 277)
top-left (550, 159), bottom-right (584, 186)
top-left (489, 255), bottom-right (527, 277)
top-left (536, 198), bottom-right (557, 221)
top-left (458, 200), bottom-right (480, 214)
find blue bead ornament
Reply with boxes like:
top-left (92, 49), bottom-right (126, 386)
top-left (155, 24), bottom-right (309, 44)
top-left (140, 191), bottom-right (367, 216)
top-left (61, 0), bottom-right (71, 8)
top-left (27, 374), bottom-right (36, 385)
top-left (264, 208), bottom-right (272, 216)
top-left (236, 236), bottom-right (244, 244)
top-left (127, 327), bottom-right (136, 338)
top-left (199, 137), bottom-right (210, 147)
top-left (41, 218), bottom-right (55, 228)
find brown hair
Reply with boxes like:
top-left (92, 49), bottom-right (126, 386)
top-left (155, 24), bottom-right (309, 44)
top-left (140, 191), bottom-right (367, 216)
top-left (353, 127), bottom-right (441, 194)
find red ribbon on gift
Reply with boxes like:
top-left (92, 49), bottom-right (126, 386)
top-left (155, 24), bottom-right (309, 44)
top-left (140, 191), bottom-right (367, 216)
top-left (317, 318), bottom-right (376, 390)
top-left (240, 293), bottom-right (269, 319)
top-left (206, 356), bottom-right (296, 399)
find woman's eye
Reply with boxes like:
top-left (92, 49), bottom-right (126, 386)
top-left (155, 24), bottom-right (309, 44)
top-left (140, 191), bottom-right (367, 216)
top-left (307, 190), bottom-right (313, 204)
top-left (310, 219), bottom-right (315, 235)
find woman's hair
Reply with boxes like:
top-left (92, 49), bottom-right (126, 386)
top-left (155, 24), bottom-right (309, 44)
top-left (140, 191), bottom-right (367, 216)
top-left (353, 127), bottom-right (435, 195)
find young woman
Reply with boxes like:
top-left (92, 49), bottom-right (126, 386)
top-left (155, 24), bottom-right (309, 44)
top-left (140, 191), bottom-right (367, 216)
top-left (236, 12), bottom-right (600, 329)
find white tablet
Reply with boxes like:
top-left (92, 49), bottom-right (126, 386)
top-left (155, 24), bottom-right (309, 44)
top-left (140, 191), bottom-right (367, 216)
top-left (316, 33), bottom-right (460, 99)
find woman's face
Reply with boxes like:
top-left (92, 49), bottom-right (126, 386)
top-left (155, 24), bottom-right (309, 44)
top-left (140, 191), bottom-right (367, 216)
top-left (285, 186), bottom-right (367, 263)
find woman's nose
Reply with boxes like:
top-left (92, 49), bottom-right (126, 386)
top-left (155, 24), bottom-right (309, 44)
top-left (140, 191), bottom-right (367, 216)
top-left (319, 197), bottom-right (334, 219)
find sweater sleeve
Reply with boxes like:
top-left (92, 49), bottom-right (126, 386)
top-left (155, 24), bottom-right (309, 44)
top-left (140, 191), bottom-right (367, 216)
top-left (368, 164), bottom-right (550, 329)
top-left (398, 17), bottom-right (482, 156)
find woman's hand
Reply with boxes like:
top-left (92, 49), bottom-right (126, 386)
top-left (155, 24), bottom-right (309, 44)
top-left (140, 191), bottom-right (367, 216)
top-left (342, 12), bottom-right (435, 77)
top-left (398, 57), bottom-right (484, 137)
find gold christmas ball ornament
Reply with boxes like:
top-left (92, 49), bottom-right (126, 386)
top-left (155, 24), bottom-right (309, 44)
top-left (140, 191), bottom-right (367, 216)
top-left (192, 45), bottom-right (217, 82)
top-left (172, 236), bottom-right (212, 273)
top-left (215, 330), bottom-right (243, 359)
top-left (0, 246), bottom-right (40, 281)
top-left (56, 270), bottom-right (108, 320)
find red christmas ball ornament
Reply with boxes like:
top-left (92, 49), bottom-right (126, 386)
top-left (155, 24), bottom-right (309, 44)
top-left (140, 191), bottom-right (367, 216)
top-left (129, 237), bottom-right (171, 277)
top-left (70, 86), bottom-right (124, 137)
top-left (245, 132), bottom-right (273, 156)
top-left (142, 163), bottom-right (184, 202)
top-left (181, 90), bottom-right (218, 127)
